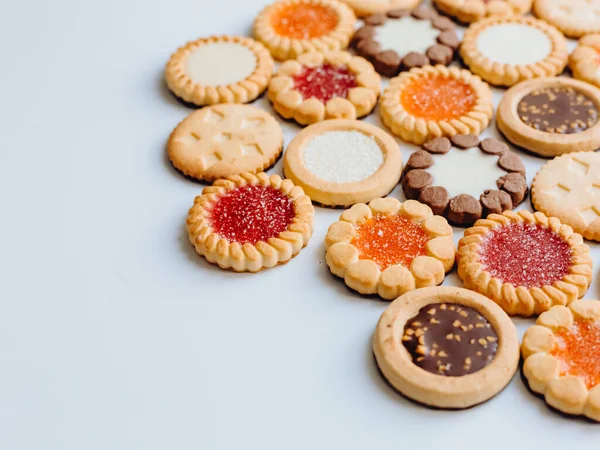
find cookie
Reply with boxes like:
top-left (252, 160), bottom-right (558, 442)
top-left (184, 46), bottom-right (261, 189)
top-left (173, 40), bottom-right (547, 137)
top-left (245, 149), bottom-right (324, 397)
top-left (168, 105), bottom-right (283, 182)
top-left (351, 8), bottom-right (460, 77)
top-left (433, 0), bottom-right (532, 23)
top-left (267, 51), bottom-right (381, 125)
top-left (165, 35), bottom-right (274, 107)
top-left (457, 210), bottom-right (593, 317)
top-left (533, 0), bottom-right (600, 38)
top-left (283, 120), bottom-right (402, 207)
top-left (403, 135), bottom-right (527, 226)
top-left (373, 286), bottom-right (519, 409)
top-left (253, 0), bottom-right (356, 61)
top-left (532, 152), bottom-right (600, 242)
top-left (497, 77), bottom-right (600, 157)
top-left (340, 0), bottom-right (421, 16)
top-left (325, 199), bottom-right (455, 299)
top-left (569, 34), bottom-right (600, 89)
top-left (522, 301), bottom-right (600, 421)
top-left (460, 16), bottom-right (568, 87)
top-left (380, 65), bottom-right (493, 145)
top-left (186, 173), bottom-right (314, 272)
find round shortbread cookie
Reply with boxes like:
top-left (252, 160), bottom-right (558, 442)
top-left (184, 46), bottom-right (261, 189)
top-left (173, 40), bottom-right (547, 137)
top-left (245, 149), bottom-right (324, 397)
top-left (373, 286), bottom-right (519, 408)
top-left (168, 105), bottom-right (283, 182)
top-left (340, 0), bottom-right (421, 16)
top-left (165, 35), bottom-right (274, 107)
top-left (569, 34), bottom-right (600, 89)
top-left (534, 0), bottom-right (600, 38)
top-left (433, 0), bottom-right (532, 24)
top-left (460, 16), bottom-right (568, 87)
top-left (283, 120), bottom-right (402, 207)
top-left (532, 152), bottom-right (600, 241)
top-left (497, 77), bottom-right (600, 157)
top-left (253, 0), bottom-right (356, 61)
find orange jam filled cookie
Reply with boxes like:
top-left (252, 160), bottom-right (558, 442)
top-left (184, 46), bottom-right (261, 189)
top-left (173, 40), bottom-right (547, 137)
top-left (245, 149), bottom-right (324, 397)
top-left (340, 0), bottom-right (421, 16)
top-left (569, 34), bottom-right (600, 89)
top-left (460, 17), bottom-right (568, 87)
top-left (458, 210), bottom-right (593, 316)
top-left (433, 0), bottom-right (532, 24)
top-left (351, 8), bottom-right (460, 77)
top-left (268, 51), bottom-right (381, 125)
top-left (283, 120), bottom-right (402, 207)
top-left (522, 300), bottom-right (600, 421)
top-left (373, 287), bottom-right (519, 408)
top-left (534, 0), bottom-right (600, 38)
top-left (186, 173), bottom-right (314, 272)
top-left (168, 105), bottom-right (283, 182)
top-left (165, 35), bottom-right (274, 107)
top-left (325, 198), bottom-right (455, 299)
top-left (380, 65), bottom-right (493, 145)
top-left (497, 78), bottom-right (600, 157)
top-left (253, 0), bottom-right (356, 61)
top-left (403, 135), bottom-right (527, 226)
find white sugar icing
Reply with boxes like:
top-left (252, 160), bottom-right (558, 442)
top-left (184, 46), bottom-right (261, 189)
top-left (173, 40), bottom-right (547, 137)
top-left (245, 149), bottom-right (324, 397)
top-left (429, 147), bottom-right (507, 199)
top-left (186, 42), bottom-right (257, 86)
top-left (476, 23), bottom-right (552, 65)
top-left (302, 131), bottom-right (384, 183)
top-left (374, 16), bottom-right (439, 56)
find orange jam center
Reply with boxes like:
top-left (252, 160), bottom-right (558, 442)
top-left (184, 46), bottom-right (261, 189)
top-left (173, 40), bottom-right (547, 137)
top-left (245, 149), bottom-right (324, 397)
top-left (270, 4), bottom-right (338, 39)
top-left (400, 76), bottom-right (477, 121)
top-left (351, 214), bottom-right (428, 270)
top-left (551, 319), bottom-right (600, 389)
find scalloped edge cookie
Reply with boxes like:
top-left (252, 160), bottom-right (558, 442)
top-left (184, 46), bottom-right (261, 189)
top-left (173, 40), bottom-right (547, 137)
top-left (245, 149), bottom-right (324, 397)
top-left (497, 77), bottom-right (600, 157)
top-left (380, 65), bottom-right (493, 145)
top-left (325, 198), bottom-right (455, 299)
top-left (433, 0), bottom-right (532, 24)
top-left (521, 300), bottom-right (600, 421)
top-left (457, 210), bottom-right (593, 317)
top-left (533, 0), bottom-right (600, 38)
top-left (268, 51), bottom-right (381, 125)
top-left (165, 35), bottom-right (274, 107)
top-left (460, 16), bottom-right (568, 87)
top-left (253, 0), bottom-right (356, 61)
top-left (569, 34), bottom-right (600, 89)
top-left (186, 172), bottom-right (314, 272)
top-left (374, 286), bottom-right (520, 408)
top-left (283, 120), bottom-right (402, 207)
top-left (340, 0), bottom-right (421, 16)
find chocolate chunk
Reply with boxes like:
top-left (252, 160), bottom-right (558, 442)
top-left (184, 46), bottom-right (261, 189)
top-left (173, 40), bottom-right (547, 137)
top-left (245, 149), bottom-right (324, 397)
top-left (419, 186), bottom-right (450, 216)
top-left (481, 190), bottom-right (513, 216)
top-left (499, 152), bottom-right (526, 176)
top-left (411, 7), bottom-right (437, 20)
top-left (404, 150), bottom-right (434, 172)
top-left (372, 50), bottom-right (401, 77)
top-left (402, 52), bottom-right (430, 70)
top-left (438, 30), bottom-right (460, 49)
top-left (423, 137), bottom-right (451, 154)
top-left (448, 194), bottom-right (482, 225)
top-left (450, 134), bottom-right (479, 149)
top-left (402, 169), bottom-right (433, 199)
top-left (426, 44), bottom-right (453, 65)
top-left (364, 13), bottom-right (387, 26)
top-left (386, 9), bottom-right (408, 18)
top-left (431, 16), bottom-right (456, 31)
top-left (356, 39), bottom-right (381, 57)
top-left (480, 138), bottom-right (508, 155)
top-left (497, 173), bottom-right (528, 206)
top-left (351, 26), bottom-right (376, 45)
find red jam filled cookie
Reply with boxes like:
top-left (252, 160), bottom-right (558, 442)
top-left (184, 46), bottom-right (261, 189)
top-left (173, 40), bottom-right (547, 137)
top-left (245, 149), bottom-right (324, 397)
top-left (458, 210), bottom-right (593, 316)
top-left (186, 173), bottom-right (314, 272)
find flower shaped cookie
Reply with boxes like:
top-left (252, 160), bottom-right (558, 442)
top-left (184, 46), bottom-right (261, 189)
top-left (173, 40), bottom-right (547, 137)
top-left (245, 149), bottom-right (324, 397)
top-left (268, 51), bottom-right (381, 125)
top-left (325, 198), bottom-right (455, 299)
top-left (569, 34), bottom-right (600, 89)
top-left (522, 300), bottom-right (600, 421)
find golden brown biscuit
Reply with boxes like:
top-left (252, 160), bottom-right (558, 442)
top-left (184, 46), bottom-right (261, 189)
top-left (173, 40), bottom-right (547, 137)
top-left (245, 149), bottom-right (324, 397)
top-left (434, 0), bottom-right (532, 24)
top-left (569, 34), bottom-right (600, 88)
top-left (340, 0), bottom-right (421, 16)
top-left (534, 0), bottom-right (600, 38)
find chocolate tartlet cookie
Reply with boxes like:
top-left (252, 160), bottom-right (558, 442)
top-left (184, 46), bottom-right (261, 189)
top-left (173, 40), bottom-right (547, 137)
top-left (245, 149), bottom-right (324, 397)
top-left (402, 135), bottom-right (527, 226)
top-left (351, 8), bottom-right (460, 77)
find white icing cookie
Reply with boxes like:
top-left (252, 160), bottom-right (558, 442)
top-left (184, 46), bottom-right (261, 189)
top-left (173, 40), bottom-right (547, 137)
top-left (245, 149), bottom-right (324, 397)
top-left (284, 120), bottom-right (403, 207)
top-left (375, 16), bottom-right (440, 56)
top-left (476, 23), bottom-right (551, 66)
top-left (534, 0), bottom-right (600, 38)
top-left (185, 42), bottom-right (257, 86)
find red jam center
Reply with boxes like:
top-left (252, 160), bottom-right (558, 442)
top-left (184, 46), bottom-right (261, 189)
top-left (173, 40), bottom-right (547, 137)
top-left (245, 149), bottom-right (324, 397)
top-left (208, 185), bottom-right (295, 245)
top-left (292, 64), bottom-right (357, 103)
top-left (477, 223), bottom-right (572, 288)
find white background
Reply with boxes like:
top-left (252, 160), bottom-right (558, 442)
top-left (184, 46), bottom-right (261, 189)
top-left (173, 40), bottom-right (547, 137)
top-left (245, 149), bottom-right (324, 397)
top-left (0, 0), bottom-right (599, 448)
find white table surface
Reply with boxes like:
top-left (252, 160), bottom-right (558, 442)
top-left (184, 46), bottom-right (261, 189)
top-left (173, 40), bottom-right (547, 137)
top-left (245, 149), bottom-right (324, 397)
top-left (1, 0), bottom-right (598, 448)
